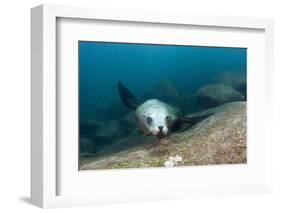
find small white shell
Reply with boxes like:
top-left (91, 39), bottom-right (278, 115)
top-left (164, 155), bottom-right (183, 167)
top-left (168, 156), bottom-right (175, 161)
top-left (164, 160), bottom-right (174, 168)
top-left (174, 155), bottom-right (183, 162)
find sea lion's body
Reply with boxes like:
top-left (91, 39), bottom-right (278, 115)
top-left (117, 81), bottom-right (210, 138)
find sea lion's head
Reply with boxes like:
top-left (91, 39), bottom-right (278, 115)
top-left (117, 81), bottom-right (209, 138)
top-left (135, 99), bottom-right (179, 137)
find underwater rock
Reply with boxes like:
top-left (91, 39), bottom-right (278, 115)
top-left (118, 112), bottom-right (138, 133)
top-left (185, 101), bottom-right (244, 118)
top-left (96, 120), bottom-right (126, 139)
top-left (93, 129), bottom-right (154, 157)
top-left (79, 101), bottom-right (246, 170)
top-left (82, 120), bottom-right (126, 151)
top-left (196, 84), bottom-right (245, 108)
top-left (81, 116), bottom-right (138, 153)
top-left (215, 72), bottom-right (247, 97)
top-left (184, 95), bottom-right (202, 113)
top-left (143, 79), bottom-right (186, 109)
top-left (82, 134), bottom-right (115, 152)
top-left (79, 137), bottom-right (96, 155)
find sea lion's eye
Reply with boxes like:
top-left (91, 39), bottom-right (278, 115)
top-left (146, 116), bottom-right (153, 125)
top-left (166, 116), bottom-right (171, 122)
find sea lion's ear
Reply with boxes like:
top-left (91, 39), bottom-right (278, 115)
top-left (117, 81), bottom-right (139, 110)
top-left (179, 113), bottom-right (214, 124)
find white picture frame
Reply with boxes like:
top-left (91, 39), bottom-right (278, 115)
top-left (31, 4), bottom-right (274, 208)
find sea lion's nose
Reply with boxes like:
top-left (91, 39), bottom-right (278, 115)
top-left (158, 126), bottom-right (163, 131)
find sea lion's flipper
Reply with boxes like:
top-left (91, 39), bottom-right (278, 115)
top-left (117, 81), bottom-right (139, 110)
top-left (179, 113), bottom-right (214, 124)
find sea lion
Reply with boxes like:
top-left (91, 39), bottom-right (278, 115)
top-left (118, 81), bottom-right (210, 138)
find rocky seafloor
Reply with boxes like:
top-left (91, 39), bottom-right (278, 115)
top-left (79, 72), bottom-right (247, 170)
